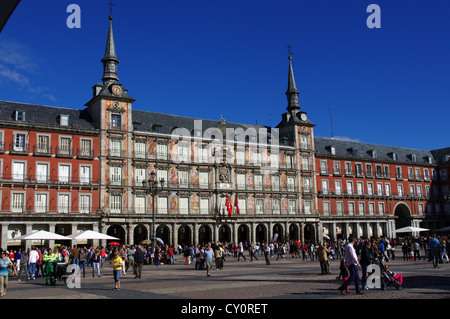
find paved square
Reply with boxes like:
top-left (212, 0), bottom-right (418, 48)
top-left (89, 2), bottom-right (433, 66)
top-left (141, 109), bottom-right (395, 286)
top-left (4, 254), bottom-right (450, 300)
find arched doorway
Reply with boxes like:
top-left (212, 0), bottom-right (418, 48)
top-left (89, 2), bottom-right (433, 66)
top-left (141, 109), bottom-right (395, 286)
top-left (156, 224), bottom-right (170, 246)
top-left (273, 224), bottom-right (284, 243)
top-left (107, 225), bottom-right (126, 244)
top-left (256, 224), bottom-right (267, 243)
top-left (304, 223), bottom-right (316, 243)
top-left (133, 224), bottom-right (148, 245)
top-left (178, 224), bottom-right (192, 246)
top-left (218, 224), bottom-right (231, 243)
top-left (198, 224), bottom-right (212, 245)
top-left (394, 203), bottom-right (412, 229)
top-left (237, 224), bottom-right (249, 246)
top-left (289, 224), bottom-right (299, 241)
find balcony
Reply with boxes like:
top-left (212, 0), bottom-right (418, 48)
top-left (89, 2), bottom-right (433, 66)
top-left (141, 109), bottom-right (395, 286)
top-left (33, 145), bottom-right (52, 157)
top-left (0, 174), bottom-right (100, 186)
top-left (10, 143), bottom-right (29, 154)
top-left (56, 147), bottom-right (74, 158)
top-left (107, 149), bottom-right (125, 158)
top-left (77, 148), bottom-right (95, 159)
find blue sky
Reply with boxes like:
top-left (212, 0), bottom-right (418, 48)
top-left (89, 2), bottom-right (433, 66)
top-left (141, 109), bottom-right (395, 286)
top-left (0, 0), bottom-right (449, 151)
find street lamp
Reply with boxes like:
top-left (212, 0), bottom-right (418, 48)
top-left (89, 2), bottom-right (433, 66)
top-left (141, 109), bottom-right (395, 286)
top-left (143, 171), bottom-right (165, 253)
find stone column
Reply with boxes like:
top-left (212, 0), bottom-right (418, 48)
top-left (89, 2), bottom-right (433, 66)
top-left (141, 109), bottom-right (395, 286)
top-left (1, 224), bottom-right (8, 250)
top-left (173, 223), bottom-right (178, 247)
top-left (49, 223), bottom-right (56, 249)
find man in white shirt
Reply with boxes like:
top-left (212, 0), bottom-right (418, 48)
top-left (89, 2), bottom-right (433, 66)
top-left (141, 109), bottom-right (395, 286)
top-left (338, 237), bottom-right (364, 295)
top-left (28, 246), bottom-right (40, 280)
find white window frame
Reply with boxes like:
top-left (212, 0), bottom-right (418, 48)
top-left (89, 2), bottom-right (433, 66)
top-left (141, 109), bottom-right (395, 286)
top-left (35, 192), bottom-right (48, 213)
top-left (179, 197), bottom-right (189, 214)
top-left (11, 192), bottom-right (25, 213)
top-left (79, 194), bottom-right (91, 214)
top-left (58, 193), bottom-right (70, 213)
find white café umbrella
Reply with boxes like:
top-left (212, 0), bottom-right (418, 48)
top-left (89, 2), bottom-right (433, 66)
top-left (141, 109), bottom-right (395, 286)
top-left (393, 226), bottom-right (430, 234)
top-left (15, 230), bottom-right (72, 240)
top-left (66, 230), bottom-right (119, 240)
top-left (437, 226), bottom-right (450, 232)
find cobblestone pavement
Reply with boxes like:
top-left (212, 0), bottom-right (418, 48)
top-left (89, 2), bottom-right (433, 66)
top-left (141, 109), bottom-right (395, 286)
top-left (3, 255), bottom-right (450, 300)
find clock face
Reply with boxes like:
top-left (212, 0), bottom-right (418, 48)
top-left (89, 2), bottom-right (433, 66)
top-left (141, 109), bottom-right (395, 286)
top-left (111, 85), bottom-right (122, 96)
top-left (301, 113), bottom-right (307, 121)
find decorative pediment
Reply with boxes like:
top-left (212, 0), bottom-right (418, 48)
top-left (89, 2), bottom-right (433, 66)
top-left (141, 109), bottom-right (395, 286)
top-left (107, 101), bottom-right (126, 113)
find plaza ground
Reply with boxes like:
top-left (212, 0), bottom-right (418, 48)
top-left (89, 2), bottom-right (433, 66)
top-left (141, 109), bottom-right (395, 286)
top-left (4, 254), bottom-right (450, 300)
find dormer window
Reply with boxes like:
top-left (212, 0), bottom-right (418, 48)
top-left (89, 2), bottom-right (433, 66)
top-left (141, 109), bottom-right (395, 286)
top-left (15, 111), bottom-right (25, 122)
top-left (152, 125), bottom-right (162, 133)
top-left (60, 114), bottom-right (69, 126)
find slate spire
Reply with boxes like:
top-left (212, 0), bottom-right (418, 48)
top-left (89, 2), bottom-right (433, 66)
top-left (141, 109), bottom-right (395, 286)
top-left (101, 16), bottom-right (120, 83)
top-left (285, 55), bottom-right (300, 111)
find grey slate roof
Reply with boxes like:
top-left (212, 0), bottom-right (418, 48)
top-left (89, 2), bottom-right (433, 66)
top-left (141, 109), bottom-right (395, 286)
top-left (314, 136), bottom-right (437, 165)
top-left (132, 109), bottom-right (269, 135)
top-left (0, 100), bottom-right (98, 130)
top-left (430, 147), bottom-right (450, 164)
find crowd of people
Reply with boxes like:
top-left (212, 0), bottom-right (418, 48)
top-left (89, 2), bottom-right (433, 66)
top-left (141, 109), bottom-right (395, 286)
top-left (0, 234), bottom-right (448, 295)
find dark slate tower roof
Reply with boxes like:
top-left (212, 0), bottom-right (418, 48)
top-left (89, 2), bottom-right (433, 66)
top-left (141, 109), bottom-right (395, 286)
top-left (286, 56), bottom-right (300, 111)
top-left (101, 16), bottom-right (120, 83)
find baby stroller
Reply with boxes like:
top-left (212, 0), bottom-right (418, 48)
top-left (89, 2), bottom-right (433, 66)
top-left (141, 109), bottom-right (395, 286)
top-left (378, 260), bottom-right (403, 290)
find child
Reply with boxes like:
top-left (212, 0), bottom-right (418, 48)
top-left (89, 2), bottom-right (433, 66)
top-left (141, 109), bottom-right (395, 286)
top-left (110, 251), bottom-right (122, 290)
top-left (385, 265), bottom-right (403, 284)
top-left (336, 259), bottom-right (349, 293)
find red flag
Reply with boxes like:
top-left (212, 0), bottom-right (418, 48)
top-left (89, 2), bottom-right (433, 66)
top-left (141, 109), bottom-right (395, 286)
top-left (234, 194), bottom-right (240, 215)
top-left (226, 194), bottom-right (232, 216)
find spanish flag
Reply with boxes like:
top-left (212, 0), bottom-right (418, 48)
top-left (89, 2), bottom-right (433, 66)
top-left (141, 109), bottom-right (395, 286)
top-left (226, 194), bottom-right (232, 216)
top-left (234, 194), bottom-right (240, 215)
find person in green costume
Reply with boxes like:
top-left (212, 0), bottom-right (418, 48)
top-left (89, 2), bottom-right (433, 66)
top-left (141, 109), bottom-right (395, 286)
top-left (43, 248), bottom-right (59, 285)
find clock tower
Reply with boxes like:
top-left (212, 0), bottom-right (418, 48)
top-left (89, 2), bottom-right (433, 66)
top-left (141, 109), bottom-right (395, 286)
top-left (276, 53), bottom-right (317, 219)
top-left (85, 14), bottom-right (135, 219)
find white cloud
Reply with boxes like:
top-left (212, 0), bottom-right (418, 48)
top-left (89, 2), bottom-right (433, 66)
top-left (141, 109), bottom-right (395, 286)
top-left (0, 64), bottom-right (29, 86)
top-left (0, 39), bottom-right (55, 102)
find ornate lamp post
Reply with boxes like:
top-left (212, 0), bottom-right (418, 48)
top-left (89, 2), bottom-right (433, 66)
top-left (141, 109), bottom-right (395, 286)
top-left (143, 171), bottom-right (165, 252)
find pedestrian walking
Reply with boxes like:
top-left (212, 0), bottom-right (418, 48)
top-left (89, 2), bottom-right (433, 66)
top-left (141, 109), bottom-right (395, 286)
top-left (78, 247), bottom-right (87, 278)
top-left (90, 249), bottom-right (101, 277)
top-left (28, 246), bottom-right (39, 280)
top-left (338, 237), bottom-right (364, 295)
top-left (203, 244), bottom-right (214, 276)
top-left (18, 248), bottom-right (30, 281)
top-left (134, 245), bottom-right (145, 279)
top-left (264, 244), bottom-right (271, 265)
top-left (360, 240), bottom-right (375, 290)
top-left (0, 251), bottom-right (12, 297)
top-left (237, 242), bottom-right (247, 261)
top-left (249, 243), bottom-right (258, 262)
top-left (110, 251), bottom-right (122, 290)
top-left (317, 242), bottom-right (330, 274)
top-left (214, 244), bottom-right (222, 270)
top-left (441, 241), bottom-right (449, 264)
top-left (429, 234), bottom-right (440, 269)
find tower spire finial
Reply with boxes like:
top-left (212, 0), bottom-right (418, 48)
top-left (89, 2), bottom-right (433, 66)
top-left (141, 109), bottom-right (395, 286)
top-left (287, 44), bottom-right (293, 60)
top-left (107, 0), bottom-right (115, 20)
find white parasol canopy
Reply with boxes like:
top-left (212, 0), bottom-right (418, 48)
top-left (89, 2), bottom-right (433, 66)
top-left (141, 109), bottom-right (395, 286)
top-left (437, 226), bottom-right (450, 232)
top-left (15, 230), bottom-right (72, 240)
top-left (393, 226), bottom-right (430, 234)
top-left (67, 230), bottom-right (119, 240)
